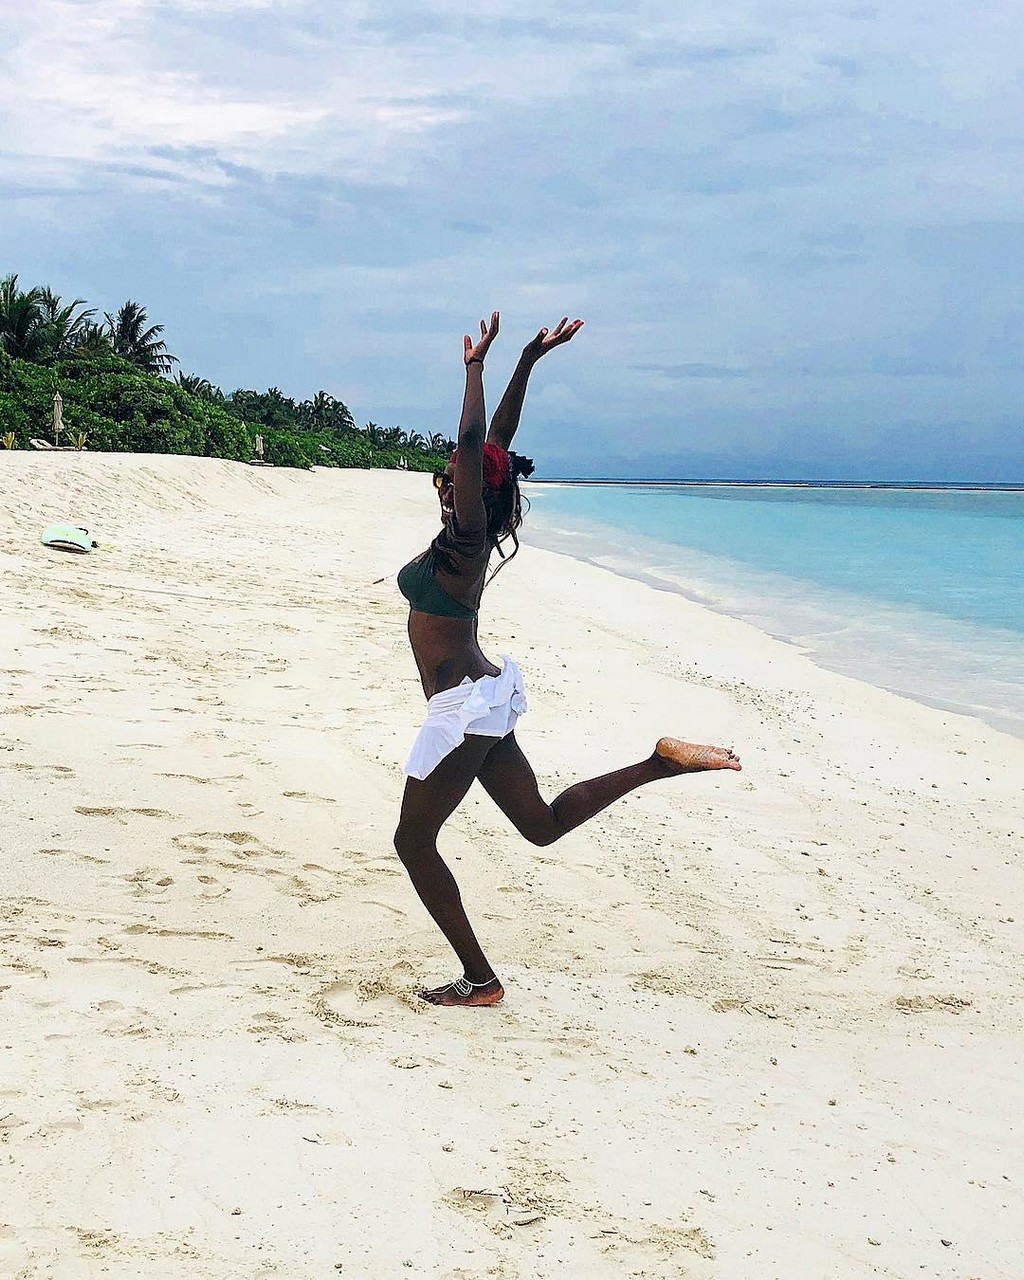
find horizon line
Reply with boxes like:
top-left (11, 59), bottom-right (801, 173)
top-left (529, 477), bottom-right (1024, 491)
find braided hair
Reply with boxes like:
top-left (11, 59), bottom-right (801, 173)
top-left (484, 451), bottom-right (534, 584)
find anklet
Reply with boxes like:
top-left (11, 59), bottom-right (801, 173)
top-left (452, 975), bottom-right (496, 997)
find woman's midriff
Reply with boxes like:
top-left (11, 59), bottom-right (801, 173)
top-left (407, 610), bottom-right (501, 699)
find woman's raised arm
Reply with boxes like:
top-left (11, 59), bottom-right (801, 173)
top-left (486, 317), bottom-right (584, 451)
top-left (453, 311), bottom-right (499, 533)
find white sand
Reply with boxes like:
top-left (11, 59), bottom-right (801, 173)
top-left (1, 452), bottom-right (1022, 1279)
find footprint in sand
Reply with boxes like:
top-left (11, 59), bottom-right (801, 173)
top-left (441, 1187), bottom-right (512, 1231)
top-left (196, 873), bottom-right (230, 899)
top-left (630, 970), bottom-right (687, 996)
top-left (447, 1155), bottom-right (715, 1270)
top-left (68, 952), bottom-right (185, 978)
top-left (757, 949), bottom-right (820, 972)
top-left (363, 900), bottom-right (407, 918)
top-left (1, 960), bottom-right (49, 980)
top-left (312, 983), bottom-right (376, 1028)
top-left (247, 1010), bottom-right (306, 1043)
top-left (93, 1001), bottom-right (156, 1038)
top-left (39, 847), bottom-right (109, 866)
top-left (123, 868), bottom-right (175, 898)
top-left (75, 806), bottom-right (174, 822)
top-left (10, 762), bottom-right (75, 777)
top-left (894, 993), bottom-right (973, 1014)
top-left (333, 848), bottom-right (403, 883)
top-left (281, 877), bottom-right (337, 907)
top-left (592, 1220), bottom-right (716, 1270)
top-left (31, 934), bottom-right (67, 950)
top-left (122, 923), bottom-right (233, 941)
top-left (272, 862), bottom-right (358, 907)
top-left (711, 996), bottom-right (779, 1018)
top-left (173, 830), bottom-right (283, 860)
top-left (313, 964), bottom-right (422, 1026)
top-left (71, 1228), bottom-right (122, 1257)
top-left (75, 1094), bottom-right (123, 1112)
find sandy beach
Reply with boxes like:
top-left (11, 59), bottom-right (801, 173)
top-left (1, 452), bottom-right (1022, 1279)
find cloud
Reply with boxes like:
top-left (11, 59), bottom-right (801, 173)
top-left (868, 356), bottom-right (965, 378)
top-left (3, 0), bottom-right (1024, 476)
top-left (0, 0), bottom-right (619, 190)
top-left (633, 363), bottom-right (751, 379)
top-left (5, 0), bottom-right (1023, 219)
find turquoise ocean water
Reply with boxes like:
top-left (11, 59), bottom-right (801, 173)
top-left (521, 482), bottom-right (1024, 739)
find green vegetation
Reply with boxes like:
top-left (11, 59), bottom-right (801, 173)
top-left (0, 273), bottom-right (453, 471)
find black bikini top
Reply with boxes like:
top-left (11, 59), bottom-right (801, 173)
top-left (398, 546), bottom-right (478, 619)
top-left (398, 521), bottom-right (486, 620)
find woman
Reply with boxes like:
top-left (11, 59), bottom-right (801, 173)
top-left (396, 312), bottom-right (741, 1007)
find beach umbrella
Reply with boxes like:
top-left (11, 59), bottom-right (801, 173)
top-left (52, 391), bottom-right (64, 447)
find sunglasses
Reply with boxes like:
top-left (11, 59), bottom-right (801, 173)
top-left (432, 471), bottom-right (452, 490)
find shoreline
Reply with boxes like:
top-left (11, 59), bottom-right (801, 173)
top-left (522, 491), bottom-right (1024, 743)
top-left (530, 478), bottom-right (1024, 492)
top-left (2, 454), bottom-right (1023, 1278)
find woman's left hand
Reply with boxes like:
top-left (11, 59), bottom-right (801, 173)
top-left (464, 312), bottom-right (500, 366)
top-left (523, 316), bottom-right (584, 361)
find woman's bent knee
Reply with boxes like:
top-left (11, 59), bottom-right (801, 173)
top-left (517, 817), bottom-right (559, 847)
top-left (394, 823), bottom-right (434, 866)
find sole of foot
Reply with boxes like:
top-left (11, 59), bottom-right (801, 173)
top-left (655, 737), bottom-right (742, 773)
top-left (418, 977), bottom-right (505, 1007)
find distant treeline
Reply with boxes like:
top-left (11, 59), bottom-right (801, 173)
top-left (0, 273), bottom-right (453, 471)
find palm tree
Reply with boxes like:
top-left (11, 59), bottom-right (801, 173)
top-left (261, 386), bottom-right (296, 429)
top-left (103, 300), bottom-right (177, 375)
top-left (306, 390), bottom-right (336, 430)
top-left (431, 433), bottom-right (456, 457)
top-left (325, 394), bottom-right (356, 435)
top-left (73, 321), bottom-right (113, 358)
top-left (295, 390), bottom-right (354, 435)
top-left (406, 430), bottom-right (427, 453)
top-left (37, 289), bottom-right (96, 362)
top-left (176, 373), bottom-right (223, 402)
top-left (0, 274), bottom-right (47, 360)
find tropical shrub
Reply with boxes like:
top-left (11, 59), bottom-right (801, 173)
top-left (1, 271), bottom-right (452, 471)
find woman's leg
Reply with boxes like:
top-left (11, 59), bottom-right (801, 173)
top-left (394, 734), bottom-right (505, 1005)
top-left (477, 733), bottom-right (740, 846)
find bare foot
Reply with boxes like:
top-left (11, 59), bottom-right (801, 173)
top-left (418, 976), bottom-right (505, 1007)
top-left (655, 737), bottom-right (742, 774)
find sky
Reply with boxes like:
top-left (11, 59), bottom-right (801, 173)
top-left (3, 0), bottom-right (1023, 480)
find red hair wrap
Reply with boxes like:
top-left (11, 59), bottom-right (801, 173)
top-left (450, 442), bottom-right (511, 489)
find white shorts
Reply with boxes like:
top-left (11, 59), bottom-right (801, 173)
top-left (404, 656), bottom-right (527, 781)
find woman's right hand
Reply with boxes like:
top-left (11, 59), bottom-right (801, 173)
top-left (464, 311), bottom-right (500, 366)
